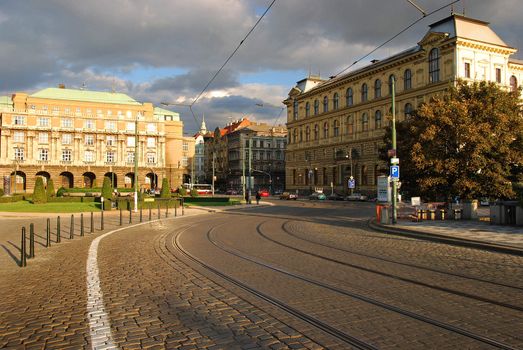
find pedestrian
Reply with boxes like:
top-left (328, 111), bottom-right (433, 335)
top-left (255, 191), bottom-right (261, 205)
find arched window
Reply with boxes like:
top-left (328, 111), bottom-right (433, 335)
top-left (346, 88), bottom-right (353, 106)
top-left (299, 128), bottom-right (303, 142)
top-left (323, 96), bottom-right (329, 113)
top-left (293, 100), bottom-right (298, 120)
top-left (429, 48), bottom-right (440, 83)
top-left (333, 93), bottom-right (339, 110)
top-left (314, 124), bottom-right (319, 140)
top-left (361, 83), bottom-right (368, 102)
top-left (323, 122), bottom-right (329, 139)
top-left (333, 120), bottom-right (340, 137)
top-left (314, 99), bottom-right (319, 115)
top-left (305, 126), bottom-right (310, 141)
top-left (388, 74), bottom-right (396, 95)
top-left (346, 115), bottom-right (354, 134)
top-left (374, 79), bottom-right (381, 99)
top-left (510, 75), bottom-right (518, 92)
top-left (404, 103), bottom-right (413, 118)
top-left (362, 113), bottom-right (369, 131)
top-left (375, 110), bottom-right (382, 129)
top-left (404, 69), bottom-right (412, 90)
top-left (305, 102), bottom-right (310, 117)
top-left (293, 129), bottom-right (297, 143)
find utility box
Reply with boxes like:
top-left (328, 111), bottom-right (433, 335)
top-left (380, 206), bottom-right (390, 224)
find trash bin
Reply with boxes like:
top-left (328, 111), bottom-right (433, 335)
top-left (439, 209), bottom-right (446, 220)
top-left (453, 209), bottom-right (462, 220)
top-left (421, 210), bottom-right (428, 220)
top-left (428, 209), bottom-right (436, 220)
top-left (376, 204), bottom-right (382, 222)
top-left (417, 209), bottom-right (423, 221)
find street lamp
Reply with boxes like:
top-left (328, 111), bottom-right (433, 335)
top-left (133, 113), bottom-right (139, 212)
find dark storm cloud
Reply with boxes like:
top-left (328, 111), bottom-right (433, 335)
top-left (147, 69), bottom-right (240, 94)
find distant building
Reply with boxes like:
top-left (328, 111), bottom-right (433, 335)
top-left (0, 87), bottom-right (192, 193)
top-left (284, 14), bottom-right (523, 195)
top-left (193, 116), bottom-right (208, 184)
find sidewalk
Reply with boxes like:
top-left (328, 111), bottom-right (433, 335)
top-left (370, 218), bottom-right (523, 255)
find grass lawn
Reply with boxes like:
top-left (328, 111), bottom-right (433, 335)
top-left (0, 201), bottom-right (101, 213)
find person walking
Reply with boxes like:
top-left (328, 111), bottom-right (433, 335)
top-left (255, 191), bottom-right (261, 205)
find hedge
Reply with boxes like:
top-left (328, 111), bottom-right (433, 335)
top-left (48, 197), bottom-right (83, 203)
top-left (183, 197), bottom-right (229, 203)
top-left (0, 195), bottom-right (24, 203)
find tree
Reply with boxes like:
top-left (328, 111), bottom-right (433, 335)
top-left (101, 176), bottom-right (113, 210)
top-left (160, 178), bottom-right (170, 198)
top-left (46, 179), bottom-right (55, 199)
top-left (33, 177), bottom-right (47, 204)
top-left (382, 80), bottom-right (522, 201)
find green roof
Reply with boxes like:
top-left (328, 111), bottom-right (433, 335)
top-left (30, 88), bottom-right (143, 106)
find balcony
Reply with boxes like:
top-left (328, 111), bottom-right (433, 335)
top-left (60, 160), bottom-right (72, 165)
top-left (37, 160), bottom-right (49, 165)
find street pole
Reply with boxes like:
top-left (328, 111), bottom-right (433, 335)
top-left (350, 150), bottom-right (354, 196)
top-left (248, 137), bottom-right (252, 204)
top-left (133, 116), bottom-right (138, 212)
top-left (391, 76), bottom-right (397, 224)
top-left (242, 138), bottom-right (246, 199)
top-left (212, 153), bottom-right (215, 197)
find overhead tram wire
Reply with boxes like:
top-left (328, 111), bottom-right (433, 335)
top-left (190, 0), bottom-right (277, 108)
top-left (332, 0), bottom-right (461, 79)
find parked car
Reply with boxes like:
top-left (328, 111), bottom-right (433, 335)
top-left (280, 192), bottom-right (298, 200)
top-left (327, 193), bottom-right (344, 201)
top-left (346, 193), bottom-right (367, 201)
top-left (259, 189), bottom-right (270, 197)
top-left (309, 192), bottom-right (327, 200)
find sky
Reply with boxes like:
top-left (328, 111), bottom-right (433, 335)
top-left (0, 0), bottom-right (522, 135)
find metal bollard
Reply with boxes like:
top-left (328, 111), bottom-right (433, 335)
top-left (175, 201), bottom-right (177, 217)
top-left (46, 218), bottom-right (51, 247)
top-left (140, 207), bottom-right (143, 223)
top-left (70, 214), bottom-right (74, 239)
top-left (80, 213), bottom-right (84, 236)
top-left (29, 223), bottom-right (35, 259)
top-left (149, 205), bottom-right (152, 221)
top-left (57, 216), bottom-right (61, 243)
top-left (182, 198), bottom-right (184, 216)
top-left (129, 209), bottom-right (132, 224)
top-left (21, 227), bottom-right (27, 267)
top-left (119, 208), bottom-right (123, 226)
top-left (90, 212), bottom-right (94, 233)
top-left (165, 202), bottom-right (168, 217)
top-left (101, 210), bottom-right (104, 230)
top-left (157, 203), bottom-right (160, 219)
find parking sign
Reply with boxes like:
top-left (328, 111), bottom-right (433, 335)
top-left (390, 165), bottom-right (400, 179)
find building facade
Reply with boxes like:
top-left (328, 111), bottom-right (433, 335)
top-left (0, 87), bottom-right (192, 193)
top-left (284, 14), bottom-right (523, 196)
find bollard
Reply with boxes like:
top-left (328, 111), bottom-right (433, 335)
top-left (149, 205), bottom-right (152, 221)
top-left (440, 209), bottom-right (446, 220)
top-left (157, 203), bottom-right (160, 219)
top-left (80, 213), bottom-right (84, 236)
top-left (21, 227), bottom-right (27, 267)
top-left (182, 198), bottom-right (184, 216)
top-left (70, 214), bottom-right (74, 239)
top-left (165, 202), bottom-right (168, 217)
top-left (129, 209), bottom-right (132, 224)
top-left (140, 207), bottom-right (143, 223)
top-left (175, 201), bottom-right (177, 217)
top-left (90, 212), bottom-right (94, 233)
top-left (101, 210), bottom-right (104, 230)
top-left (120, 208), bottom-right (123, 226)
top-left (429, 209), bottom-right (436, 220)
top-left (46, 218), bottom-right (51, 247)
top-left (57, 216), bottom-right (61, 243)
top-left (29, 223), bottom-right (35, 259)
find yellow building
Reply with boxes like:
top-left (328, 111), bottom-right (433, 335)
top-left (0, 87), bottom-right (192, 193)
top-left (284, 14), bottom-right (523, 195)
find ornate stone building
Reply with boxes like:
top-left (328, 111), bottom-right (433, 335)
top-left (284, 14), bottom-right (523, 196)
top-left (0, 87), bottom-right (193, 193)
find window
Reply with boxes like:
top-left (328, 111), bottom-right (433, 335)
top-left (126, 122), bottom-right (135, 131)
top-left (127, 136), bottom-right (135, 147)
top-left (105, 121), bottom-right (116, 130)
top-left (126, 152), bottom-right (135, 163)
top-left (62, 133), bottom-right (72, 145)
top-left (147, 153), bottom-right (156, 164)
top-left (374, 79), bottom-right (381, 99)
top-left (85, 119), bottom-right (95, 130)
top-left (305, 102), bottom-right (310, 117)
top-left (464, 62), bottom-right (471, 78)
top-left (183, 141), bottom-right (188, 151)
top-left (323, 96), bottom-right (328, 113)
top-left (127, 111), bottom-right (133, 119)
top-left (38, 132), bottom-right (49, 144)
top-left (314, 124), bottom-right (319, 140)
top-left (13, 131), bottom-right (25, 143)
top-left (388, 74), bottom-right (396, 95)
top-left (38, 117), bottom-right (50, 127)
top-left (404, 69), bottom-right (412, 90)
top-left (347, 115), bottom-right (354, 134)
top-left (75, 107), bottom-right (81, 114)
top-left (346, 88), bottom-right (353, 106)
top-left (97, 109), bottom-right (103, 117)
top-left (299, 129), bottom-right (303, 142)
top-left (38, 149), bottom-right (48, 161)
top-left (52, 106), bottom-right (59, 115)
top-left (323, 122), bottom-right (329, 139)
top-left (495, 68), bottom-right (502, 83)
top-left (314, 99), bottom-right (319, 115)
top-left (333, 93), bottom-right (339, 110)
top-left (375, 110), bottom-right (382, 129)
top-left (429, 48), bottom-right (440, 83)
top-left (333, 120), bottom-right (340, 137)
top-left (61, 118), bottom-right (73, 128)
top-left (305, 126), bottom-right (310, 141)
top-left (13, 115), bottom-right (25, 125)
top-left (106, 151), bottom-right (116, 163)
top-left (293, 129), bottom-right (297, 143)
top-left (147, 123), bottom-right (156, 132)
top-left (85, 135), bottom-right (94, 146)
top-left (62, 149), bottom-right (72, 162)
top-left (106, 135), bottom-right (116, 146)
top-left (293, 100), bottom-right (299, 120)
top-left (510, 75), bottom-right (518, 92)
top-left (362, 113), bottom-right (369, 131)
top-left (404, 103), bottom-right (413, 118)
top-left (14, 147), bottom-right (24, 160)
top-left (86, 109), bottom-right (92, 116)
top-left (85, 150), bottom-right (95, 162)
top-left (361, 83), bottom-right (368, 102)
top-left (147, 137), bottom-right (155, 148)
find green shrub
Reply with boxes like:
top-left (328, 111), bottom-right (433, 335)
top-left (33, 177), bottom-right (47, 204)
top-left (81, 197), bottom-right (95, 203)
top-left (56, 187), bottom-right (66, 197)
top-left (101, 177), bottom-right (113, 200)
top-left (0, 188), bottom-right (3, 196)
top-left (46, 179), bottom-right (55, 199)
top-left (47, 197), bottom-right (83, 203)
top-left (178, 186), bottom-right (187, 196)
top-left (190, 189), bottom-right (199, 197)
top-left (160, 178), bottom-right (170, 198)
top-left (0, 195), bottom-right (24, 203)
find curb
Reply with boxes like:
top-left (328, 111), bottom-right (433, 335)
top-left (368, 220), bottom-right (523, 256)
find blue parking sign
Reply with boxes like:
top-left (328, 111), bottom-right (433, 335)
top-left (390, 165), bottom-right (400, 179)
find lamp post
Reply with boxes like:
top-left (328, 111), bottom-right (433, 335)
top-left (391, 76), bottom-right (398, 224)
top-left (212, 152), bottom-right (215, 197)
top-left (133, 114), bottom-right (139, 212)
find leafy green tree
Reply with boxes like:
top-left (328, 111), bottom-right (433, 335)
top-left (46, 179), bottom-right (55, 199)
top-left (190, 188), bottom-right (199, 197)
top-left (32, 177), bottom-right (47, 204)
top-left (382, 80), bottom-right (522, 201)
top-left (178, 186), bottom-right (187, 196)
top-left (160, 178), bottom-right (170, 198)
top-left (101, 176), bottom-right (113, 210)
